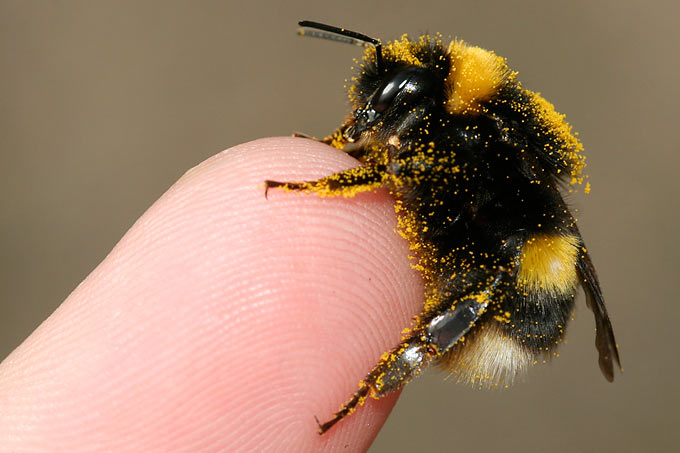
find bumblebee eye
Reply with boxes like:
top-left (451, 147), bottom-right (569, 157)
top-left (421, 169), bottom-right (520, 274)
top-left (372, 73), bottom-right (409, 113)
top-left (371, 67), bottom-right (435, 113)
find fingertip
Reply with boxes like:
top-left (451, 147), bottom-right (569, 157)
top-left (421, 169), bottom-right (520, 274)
top-left (202, 136), bottom-right (423, 448)
top-left (0, 137), bottom-right (423, 451)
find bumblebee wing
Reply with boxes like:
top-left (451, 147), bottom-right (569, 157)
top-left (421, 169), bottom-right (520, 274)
top-left (577, 248), bottom-right (621, 381)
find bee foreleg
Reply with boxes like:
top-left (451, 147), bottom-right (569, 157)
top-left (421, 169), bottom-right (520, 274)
top-left (265, 164), bottom-right (386, 198)
top-left (291, 120), bottom-right (353, 150)
top-left (320, 119), bottom-right (353, 149)
top-left (292, 131), bottom-right (317, 140)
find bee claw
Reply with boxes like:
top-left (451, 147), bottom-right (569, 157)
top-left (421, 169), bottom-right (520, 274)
top-left (313, 415), bottom-right (324, 434)
top-left (263, 180), bottom-right (284, 199)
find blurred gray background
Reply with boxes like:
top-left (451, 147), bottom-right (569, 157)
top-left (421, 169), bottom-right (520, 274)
top-left (1, 1), bottom-right (677, 451)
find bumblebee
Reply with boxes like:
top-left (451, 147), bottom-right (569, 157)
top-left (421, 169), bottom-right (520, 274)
top-left (266, 21), bottom-right (621, 434)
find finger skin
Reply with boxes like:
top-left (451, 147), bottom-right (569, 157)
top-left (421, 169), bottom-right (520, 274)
top-left (0, 137), bottom-right (423, 451)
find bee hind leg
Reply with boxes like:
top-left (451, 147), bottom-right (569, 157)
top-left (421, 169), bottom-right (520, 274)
top-left (317, 287), bottom-right (501, 434)
top-left (316, 384), bottom-right (370, 435)
top-left (316, 333), bottom-right (437, 435)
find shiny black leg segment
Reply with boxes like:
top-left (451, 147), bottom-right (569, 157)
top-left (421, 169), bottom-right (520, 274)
top-left (317, 278), bottom-right (503, 434)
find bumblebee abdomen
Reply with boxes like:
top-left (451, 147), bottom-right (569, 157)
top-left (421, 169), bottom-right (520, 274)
top-left (504, 233), bottom-right (581, 350)
top-left (440, 233), bottom-right (581, 387)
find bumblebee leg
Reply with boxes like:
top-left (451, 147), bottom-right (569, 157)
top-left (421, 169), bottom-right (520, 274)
top-left (292, 131), bottom-right (317, 139)
top-left (316, 335), bottom-right (435, 435)
top-left (316, 384), bottom-right (371, 434)
top-left (317, 287), bottom-right (499, 434)
top-left (290, 119), bottom-right (353, 150)
top-left (320, 123), bottom-right (351, 149)
top-left (265, 164), bottom-right (385, 198)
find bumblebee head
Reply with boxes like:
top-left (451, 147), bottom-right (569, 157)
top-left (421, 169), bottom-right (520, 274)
top-left (298, 22), bottom-right (450, 144)
top-left (298, 21), bottom-right (587, 186)
top-left (346, 36), bottom-right (450, 143)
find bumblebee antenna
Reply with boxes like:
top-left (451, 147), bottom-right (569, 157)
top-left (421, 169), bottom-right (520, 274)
top-left (297, 20), bottom-right (383, 72)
